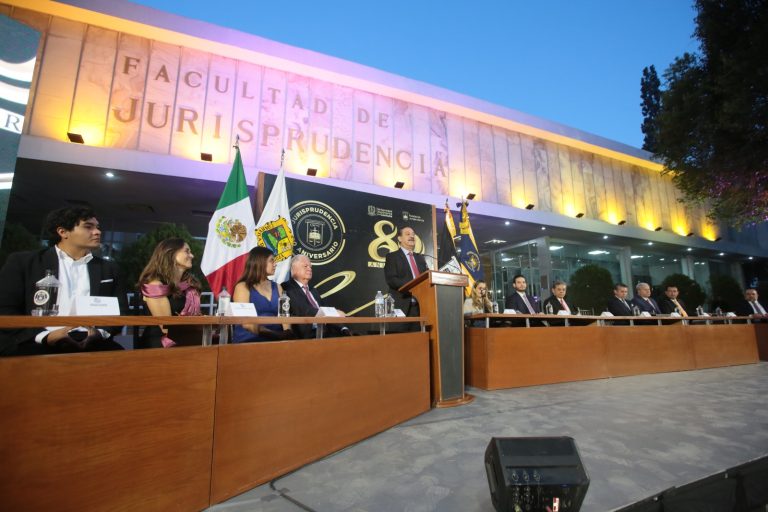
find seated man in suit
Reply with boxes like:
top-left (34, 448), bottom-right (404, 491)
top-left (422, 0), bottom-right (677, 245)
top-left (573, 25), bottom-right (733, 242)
top-left (541, 280), bottom-right (575, 326)
top-left (504, 274), bottom-right (539, 314)
top-left (282, 254), bottom-right (352, 338)
top-left (735, 288), bottom-right (767, 319)
top-left (0, 207), bottom-right (127, 356)
top-left (631, 282), bottom-right (661, 315)
top-left (606, 283), bottom-right (633, 325)
top-left (384, 226), bottom-right (428, 330)
top-left (658, 285), bottom-right (689, 317)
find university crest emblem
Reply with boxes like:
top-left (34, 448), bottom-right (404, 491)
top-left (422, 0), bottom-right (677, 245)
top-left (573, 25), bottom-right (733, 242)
top-left (255, 216), bottom-right (295, 262)
top-left (215, 216), bottom-right (248, 248)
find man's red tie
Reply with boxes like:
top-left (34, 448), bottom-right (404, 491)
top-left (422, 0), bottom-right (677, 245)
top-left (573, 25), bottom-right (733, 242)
top-left (303, 285), bottom-right (319, 308)
top-left (407, 251), bottom-right (420, 278)
top-left (559, 298), bottom-right (570, 313)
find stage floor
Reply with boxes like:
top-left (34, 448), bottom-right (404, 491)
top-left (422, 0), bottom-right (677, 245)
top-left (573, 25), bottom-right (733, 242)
top-left (208, 363), bottom-right (768, 512)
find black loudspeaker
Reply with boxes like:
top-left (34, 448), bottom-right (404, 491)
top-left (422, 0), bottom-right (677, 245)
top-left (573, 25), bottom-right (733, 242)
top-left (485, 436), bottom-right (589, 512)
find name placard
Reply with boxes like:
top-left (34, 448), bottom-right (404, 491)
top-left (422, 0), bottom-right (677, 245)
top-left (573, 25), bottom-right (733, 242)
top-left (316, 306), bottom-right (341, 317)
top-left (229, 302), bottom-right (258, 316)
top-left (73, 296), bottom-right (120, 316)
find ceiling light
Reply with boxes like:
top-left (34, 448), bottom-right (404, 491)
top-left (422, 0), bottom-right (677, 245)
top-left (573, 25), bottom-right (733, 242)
top-left (105, 172), bottom-right (115, 178)
top-left (549, 245), bottom-right (563, 251)
top-left (541, 226), bottom-right (546, 231)
top-left (307, 168), bottom-right (318, 176)
top-left (654, 226), bottom-right (662, 232)
top-left (647, 242), bottom-right (653, 246)
top-left (686, 232), bottom-right (694, 237)
top-left (714, 237), bottom-right (722, 242)
top-left (602, 235), bottom-right (608, 240)
top-left (575, 212), bottom-right (585, 218)
top-left (631, 255), bottom-right (643, 259)
top-left (588, 250), bottom-right (609, 255)
top-left (618, 220), bottom-right (626, 225)
top-left (687, 248), bottom-right (692, 252)
top-left (748, 256), bottom-right (754, 260)
top-left (525, 204), bottom-right (535, 210)
top-left (485, 239), bottom-right (506, 245)
top-left (394, 181), bottom-right (405, 189)
top-left (466, 193), bottom-right (476, 200)
top-left (504, 221), bottom-right (510, 226)
top-left (200, 152), bottom-right (213, 161)
top-left (719, 252), bottom-right (725, 256)
top-left (66, 132), bottom-right (84, 144)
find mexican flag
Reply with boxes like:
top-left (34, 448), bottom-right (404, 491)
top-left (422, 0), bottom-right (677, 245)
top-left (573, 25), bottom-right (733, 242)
top-left (255, 167), bottom-right (295, 283)
top-left (201, 147), bottom-right (257, 298)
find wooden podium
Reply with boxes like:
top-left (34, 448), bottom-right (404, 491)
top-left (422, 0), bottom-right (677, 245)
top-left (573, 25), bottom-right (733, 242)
top-left (401, 270), bottom-right (474, 407)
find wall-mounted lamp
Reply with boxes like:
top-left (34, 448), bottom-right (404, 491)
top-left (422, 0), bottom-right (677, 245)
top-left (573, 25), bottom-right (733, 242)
top-left (200, 152), bottom-right (213, 162)
top-left (394, 181), bottom-right (405, 189)
top-left (525, 204), bottom-right (535, 210)
top-left (575, 212), bottom-right (585, 218)
top-left (654, 226), bottom-right (663, 232)
top-left (617, 220), bottom-right (627, 225)
top-left (466, 193), bottom-right (476, 200)
top-left (67, 132), bottom-right (84, 144)
top-left (306, 168), bottom-right (318, 176)
top-left (686, 231), bottom-right (694, 237)
top-left (714, 237), bottom-right (722, 242)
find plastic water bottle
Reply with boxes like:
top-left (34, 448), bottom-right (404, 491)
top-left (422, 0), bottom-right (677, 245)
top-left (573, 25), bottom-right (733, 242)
top-left (715, 306), bottom-right (723, 317)
top-left (545, 302), bottom-right (554, 315)
top-left (279, 291), bottom-right (291, 317)
top-left (217, 286), bottom-right (230, 316)
top-left (492, 301), bottom-right (499, 314)
top-left (386, 294), bottom-right (396, 317)
top-left (695, 305), bottom-right (704, 317)
top-left (632, 304), bottom-right (641, 316)
top-left (33, 269), bottom-right (60, 316)
top-left (374, 290), bottom-right (385, 318)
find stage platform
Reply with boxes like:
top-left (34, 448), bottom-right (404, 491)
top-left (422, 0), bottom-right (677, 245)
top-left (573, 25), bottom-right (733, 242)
top-left (208, 362), bottom-right (768, 512)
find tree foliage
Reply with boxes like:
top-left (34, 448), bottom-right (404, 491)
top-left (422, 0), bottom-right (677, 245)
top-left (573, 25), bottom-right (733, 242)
top-left (642, 0), bottom-right (768, 225)
top-left (567, 264), bottom-right (614, 315)
top-left (708, 274), bottom-right (744, 312)
top-left (640, 65), bottom-right (661, 152)
top-left (117, 223), bottom-right (207, 292)
top-left (0, 222), bottom-right (41, 268)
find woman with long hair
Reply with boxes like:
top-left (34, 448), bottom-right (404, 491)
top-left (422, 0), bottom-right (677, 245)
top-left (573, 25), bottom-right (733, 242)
top-left (463, 280), bottom-right (494, 314)
top-left (232, 246), bottom-right (292, 342)
top-left (137, 238), bottom-right (202, 348)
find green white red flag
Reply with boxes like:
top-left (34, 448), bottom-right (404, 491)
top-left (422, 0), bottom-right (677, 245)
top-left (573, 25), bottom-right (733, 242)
top-left (201, 147), bottom-right (257, 297)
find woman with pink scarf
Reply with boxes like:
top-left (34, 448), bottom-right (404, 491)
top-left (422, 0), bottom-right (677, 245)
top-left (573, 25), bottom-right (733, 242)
top-left (137, 238), bottom-right (202, 348)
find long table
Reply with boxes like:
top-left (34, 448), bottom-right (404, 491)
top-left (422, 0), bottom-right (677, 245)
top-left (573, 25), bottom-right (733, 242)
top-left (464, 314), bottom-right (761, 390)
top-left (0, 316), bottom-right (430, 511)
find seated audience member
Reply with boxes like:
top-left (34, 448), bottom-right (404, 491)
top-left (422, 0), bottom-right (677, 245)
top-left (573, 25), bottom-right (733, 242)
top-left (281, 254), bottom-right (351, 338)
top-left (658, 285), bottom-right (689, 317)
top-left (735, 288), bottom-right (767, 318)
top-left (504, 274), bottom-right (539, 313)
top-left (463, 280), bottom-right (494, 314)
top-left (0, 206), bottom-right (126, 356)
top-left (137, 238), bottom-right (202, 348)
top-left (232, 247), bottom-right (292, 342)
top-left (541, 280), bottom-right (574, 326)
top-left (542, 280), bottom-right (573, 315)
top-left (631, 282), bottom-right (661, 315)
top-left (607, 283), bottom-right (633, 325)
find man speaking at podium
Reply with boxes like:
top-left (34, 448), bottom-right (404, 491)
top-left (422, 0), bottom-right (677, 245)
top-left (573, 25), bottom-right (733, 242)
top-left (384, 226), bottom-right (428, 324)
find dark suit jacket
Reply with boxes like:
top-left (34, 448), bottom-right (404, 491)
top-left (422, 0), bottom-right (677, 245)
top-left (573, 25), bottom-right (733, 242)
top-left (734, 299), bottom-right (766, 317)
top-left (383, 249), bottom-right (428, 315)
top-left (281, 278), bottom-right (349, 338)
top-left (542, 295), bottom-right (574, 315)
top-left (541, 295), bottom-right (575, 326)
top-left (631, 296), bottom-right (661, 315)
top-left (658, 296), bottom-right (688, 315)
top-left (505, 292), bottom-right (539, 314)
top-left (607, 296), bottom-right (633, 316)
top-left (0, 247), bottom-right (127, 355)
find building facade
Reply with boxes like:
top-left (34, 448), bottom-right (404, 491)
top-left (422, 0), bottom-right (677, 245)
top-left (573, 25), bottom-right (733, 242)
top-left (1, 0), bottom-right (765, 305)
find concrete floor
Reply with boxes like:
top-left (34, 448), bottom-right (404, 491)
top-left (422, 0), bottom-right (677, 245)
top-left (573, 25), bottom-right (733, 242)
top-left (208, 363), bottom-right (768, 512)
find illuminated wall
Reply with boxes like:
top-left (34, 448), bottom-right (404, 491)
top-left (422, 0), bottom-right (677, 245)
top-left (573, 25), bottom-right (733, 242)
top-left (1, 2), bottom-right (716, 240)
